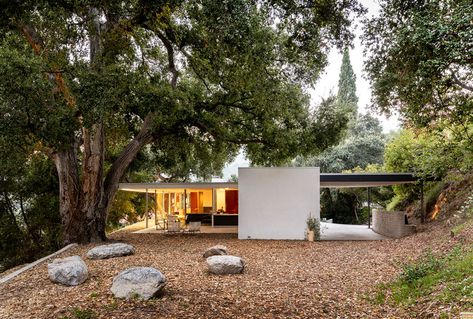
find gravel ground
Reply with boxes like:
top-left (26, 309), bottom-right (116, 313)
top-left (0, 224), bottom-right (464, 319)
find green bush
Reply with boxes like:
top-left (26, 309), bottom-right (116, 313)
top-left (386, 194), bottom-right (403, 211)
top-left (60, 308), bottom-right (97, 319)
top-left (384, 127), bottom-right (473, 212)
top-left (385, 246), bottom-right (472, 308)
top-left (400, 250), bottom-right (441, 283)
top-left (457, 193), bottom-right (473, 218)
top-left (358, 206), bottom-right (370, 224)
top-left (321, 189), bottom-right (365, 224)
top-left (306, 217), bottom-right (320, 240)
top-left (107, 191), bottom-right (144, 232)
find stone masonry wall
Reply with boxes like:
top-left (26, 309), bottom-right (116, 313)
top-left (372, 210), bottom-right (416, 239)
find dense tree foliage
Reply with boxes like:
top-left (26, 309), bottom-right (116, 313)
top-left (363, 0), bottom-right (473, 129)
top-left (0, 0), bottom-right (363, 243)
top-left (386, 130), bottom-right (455, 179)
top-left (0, 150), bottom-right (61, 271)
top-left (297, 48), bottom-right (384, 173)
top-left (384, 125), bottom-right (473, 211)
top-left (302, 114), bottom-right (385, 173)
top-left (364, 0), bottom-right (473, 216)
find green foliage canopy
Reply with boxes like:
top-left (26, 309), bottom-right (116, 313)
top-left (295, 46), bottom-right (385, 224)
top-left (383, 125), bottom-right (473, 211)
top-left (384, 128), bottom-right (472, 179)
top-left (0, 151), bottom-right (61, 271)
top-left (0, 0), bottom-right (365, 167)
top-left (364, 0), bottom-right (473, 128)
top-left (300, 113), bottom-right (385, 173)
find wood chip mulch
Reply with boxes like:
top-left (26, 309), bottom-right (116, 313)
top-left (0, 224), bottom-right (466, 319)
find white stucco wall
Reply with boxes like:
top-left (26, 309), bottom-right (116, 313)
top-left (238, 167), bottom-right (320, 240)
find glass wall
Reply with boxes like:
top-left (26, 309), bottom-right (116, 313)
top-left (154, 191), bottom-right (185, 217)
top-left (150, 187), bottom-right (239, 225)
top-left (188, 190), bottom-right (212, 213)
top-left (215, 188), bottom-right (238, 214)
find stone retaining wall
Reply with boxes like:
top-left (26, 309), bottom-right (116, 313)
top-left (372, 210), bottom-right (416, 239)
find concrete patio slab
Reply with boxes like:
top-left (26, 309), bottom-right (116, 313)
top-left (128, 222), bottom-right (387, 240)
top-left (133, 225), bottom-right (238, 234)
top-left (320, 222), bottom-right (388, 241)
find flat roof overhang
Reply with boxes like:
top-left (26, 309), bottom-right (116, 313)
top-left (118, 173), bottom-right (419, 192)
top-left (320, 173), bottom-right (418, 188)
top-left (119, 182), bottom-right (238, 193)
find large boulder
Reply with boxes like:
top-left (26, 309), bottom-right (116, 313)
top-left (206, 255), bottom-right (245, 275)
top-left (111, 267), bottom-right (166, 300)
top-left (87, 243), bottom-right (135, 260)
top-left (48, 256), bottom-right (88, 286)
top-left (203, 245), bottom-right (228, 258)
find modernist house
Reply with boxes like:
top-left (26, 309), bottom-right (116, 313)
top-left (119, 167), bottom-right (420, 240)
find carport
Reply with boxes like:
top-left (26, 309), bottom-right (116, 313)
top-left (319, 173), bottom-right (422, 240)
top-left (321, 173), bottom-right (423, 225)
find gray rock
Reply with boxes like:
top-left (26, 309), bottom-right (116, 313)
top-left (47, 256), bottom-right (88, 286)
top-left (87, 243), bottom-right (135, 260)
top-left (111, 267), bottom-right (166, 300)
top-left (203, 245), bottom-right (228, 258)
top-left (206, 255), bottom-right (245, 275)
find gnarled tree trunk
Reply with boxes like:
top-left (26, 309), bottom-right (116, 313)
top-left (53, 116), bottom-right (154, 244)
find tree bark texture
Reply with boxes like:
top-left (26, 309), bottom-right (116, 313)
top-left (81, 124), bottom-right (106, 242)
top-left (52, 145), bottom-right (83, 244)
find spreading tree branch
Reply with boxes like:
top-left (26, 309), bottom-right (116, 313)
top-left (156, 31), bottom-right (179, 89)
top-left (180, 49), bottom-right (213, 93)
top-left (450, 70), bottom-right (473, 92)
top-left (102, 113), bottom-right (156, 213)
top-left (193, 120), bottom-right (267, 146)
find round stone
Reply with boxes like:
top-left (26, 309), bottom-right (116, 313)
top-left (111, 267), bottom-right (166, 300)
top-left (206, 255), bottom-right (245, 275)
top-left (48, 255), bottom-right (88, 286)
top-left (86, 243), bottom-right (135, 260)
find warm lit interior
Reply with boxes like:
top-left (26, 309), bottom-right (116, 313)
top-left (142, 187), bottom-right (239, 227)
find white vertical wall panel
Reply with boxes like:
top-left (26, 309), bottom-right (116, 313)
top-left (238, 167), bottom-right (320, 240)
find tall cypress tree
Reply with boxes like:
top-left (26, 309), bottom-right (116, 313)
top-left (337, 47), bottom-right (358, 118)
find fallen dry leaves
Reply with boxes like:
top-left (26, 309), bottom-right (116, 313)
top-left (0, 224), bottom-right (467, 319)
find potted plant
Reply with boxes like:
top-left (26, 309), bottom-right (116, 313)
top-left (306, 216), bottom-right (320, 242)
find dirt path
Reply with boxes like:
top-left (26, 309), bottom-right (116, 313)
top-left (0, 225), bottom-right (457, 319)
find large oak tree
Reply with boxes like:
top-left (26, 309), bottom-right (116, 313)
top-left (0, 0), bottom-right (363, 244)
